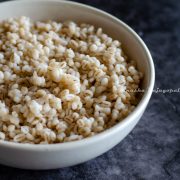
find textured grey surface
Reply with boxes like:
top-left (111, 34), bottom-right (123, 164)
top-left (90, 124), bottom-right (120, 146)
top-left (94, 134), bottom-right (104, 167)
top-left (0, 0), bottom-right (180, 179)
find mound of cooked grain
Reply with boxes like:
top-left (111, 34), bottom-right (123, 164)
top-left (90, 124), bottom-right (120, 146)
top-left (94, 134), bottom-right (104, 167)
top-left (0, 17), bottom-right (142, 144)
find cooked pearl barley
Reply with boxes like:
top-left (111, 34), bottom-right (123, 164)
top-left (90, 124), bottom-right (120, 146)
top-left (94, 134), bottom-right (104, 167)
top-left (0, 132), bottom-right (5, 140)
top-left (0, 71), bottom-right (4, 83)
top-left (0, 17), bottom-right (142, 144)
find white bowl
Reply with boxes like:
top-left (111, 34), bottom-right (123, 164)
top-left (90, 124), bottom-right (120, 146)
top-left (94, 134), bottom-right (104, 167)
top-left (0, 0), bottom-right (155, 169)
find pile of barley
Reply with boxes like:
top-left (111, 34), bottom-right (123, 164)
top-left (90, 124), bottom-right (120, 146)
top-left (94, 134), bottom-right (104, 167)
top-left (0, 17), bottom-right (142, 144)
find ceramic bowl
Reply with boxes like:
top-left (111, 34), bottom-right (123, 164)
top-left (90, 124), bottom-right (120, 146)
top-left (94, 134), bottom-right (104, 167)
top-left (0, 0), bottom-right (155, 169)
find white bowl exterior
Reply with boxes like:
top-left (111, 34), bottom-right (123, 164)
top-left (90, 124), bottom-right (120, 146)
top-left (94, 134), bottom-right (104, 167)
top-left (0, 0), bottom-right (154, 169)
top-left (0, 111), bottom-right (145, 169)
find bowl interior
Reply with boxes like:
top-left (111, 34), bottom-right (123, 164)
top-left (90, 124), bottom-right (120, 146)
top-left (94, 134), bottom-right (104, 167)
top-left (0, 0), bottom-right (150, 91)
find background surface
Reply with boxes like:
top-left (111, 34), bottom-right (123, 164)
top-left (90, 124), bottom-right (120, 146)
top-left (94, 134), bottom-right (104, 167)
top-left (0, 0), bottom-right (180, 179)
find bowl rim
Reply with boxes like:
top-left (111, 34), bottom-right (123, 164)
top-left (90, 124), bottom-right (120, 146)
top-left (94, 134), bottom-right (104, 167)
top-left (0, 0), bottom-right (155, 150)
